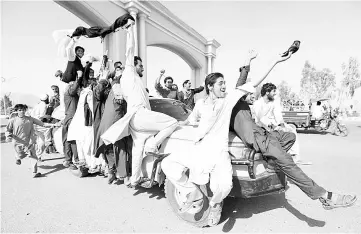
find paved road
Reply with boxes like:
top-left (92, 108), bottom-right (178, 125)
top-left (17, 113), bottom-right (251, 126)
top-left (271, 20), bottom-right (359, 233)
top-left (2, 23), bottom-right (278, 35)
top-left (1, 120), bottom-right (361, 233)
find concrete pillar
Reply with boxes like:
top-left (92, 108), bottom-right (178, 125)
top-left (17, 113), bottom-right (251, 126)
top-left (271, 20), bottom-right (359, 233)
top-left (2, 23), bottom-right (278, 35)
top-left (207, 55), bottom-right (212, 75)
top-left (102, 36), bottom-right (109, 54)
top-left (138, 13), bottom-right (147, 87)
top-left (128, 7), bottom-right (139, 56)
top-left (211, 57), bottom-right (215, 72)
top-left (113, 30), bottom-right (126, 63)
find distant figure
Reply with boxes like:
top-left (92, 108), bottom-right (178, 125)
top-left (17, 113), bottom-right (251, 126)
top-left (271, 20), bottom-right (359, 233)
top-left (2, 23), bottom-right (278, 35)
top-left (178, 79), bottom-right (204, 110)
top-left (154, 69), bottom-right (178, 99)
top-left (312, 101), bottom-right (324, 120)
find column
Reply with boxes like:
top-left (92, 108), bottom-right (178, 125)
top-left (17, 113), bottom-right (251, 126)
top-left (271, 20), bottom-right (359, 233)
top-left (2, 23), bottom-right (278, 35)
top-left (138, 13), bottom-right (147, 87)
top-left (102, 35), bottom-right (109, 55)
top-left (211, 57), bottom-right (215, 73)
top-left (207, 55), bottom-right (212, 75)
top-left (128, 7), bottom-right (138, 56)
top-left (113, 30), bottom-right (125, 64)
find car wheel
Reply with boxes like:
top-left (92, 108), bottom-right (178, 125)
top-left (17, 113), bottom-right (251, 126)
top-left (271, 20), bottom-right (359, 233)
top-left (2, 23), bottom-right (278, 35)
top-left (164, 178), bottom-right (222, 228)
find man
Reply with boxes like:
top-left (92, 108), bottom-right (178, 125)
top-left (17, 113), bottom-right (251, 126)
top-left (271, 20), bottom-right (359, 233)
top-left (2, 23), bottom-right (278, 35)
top-left (178, 79), bottom-right (204, 110)
top-left (62, 73), bottom-right (83, 170)
top-left (31, 94), bottom-right (53, 157)
top-left (101, 22), bottom-right (179, 188)
top-left (155, 70), bottom-right (178, 99)
top-left (107, 61), bottom-right (123, 81)
top-left (253, 83), bottom-right (310, 165)
top-left (31, 94), bottom-right (49, 120)
top-left (48, 85), bottom-right (60, 115)
top-left (62, 36), bottom-right (84, 84)
top-left (311, 101), bottom-right (324, 120)
top-left (95, 66), bottom-right (131, 184)
top-left (230, 53), bottom-right (357, 211)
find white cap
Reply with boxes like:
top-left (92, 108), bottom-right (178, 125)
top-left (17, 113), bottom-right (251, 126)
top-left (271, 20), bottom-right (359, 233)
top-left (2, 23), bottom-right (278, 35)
top-left (40, 94), bottom-right (49, 101)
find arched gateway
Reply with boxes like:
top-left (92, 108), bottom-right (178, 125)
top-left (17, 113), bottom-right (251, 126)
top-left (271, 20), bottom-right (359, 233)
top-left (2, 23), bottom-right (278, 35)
top-left (54, 0), bottom-right (220, 88)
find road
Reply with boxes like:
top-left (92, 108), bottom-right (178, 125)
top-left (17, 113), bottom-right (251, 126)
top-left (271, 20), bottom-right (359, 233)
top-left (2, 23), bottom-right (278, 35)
top-left (1, 120), bottom-right (361, 233)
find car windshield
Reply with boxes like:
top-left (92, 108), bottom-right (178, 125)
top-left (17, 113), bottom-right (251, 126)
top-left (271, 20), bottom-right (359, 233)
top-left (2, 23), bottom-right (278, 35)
top-left (150, 98), bottom-right (191, 121)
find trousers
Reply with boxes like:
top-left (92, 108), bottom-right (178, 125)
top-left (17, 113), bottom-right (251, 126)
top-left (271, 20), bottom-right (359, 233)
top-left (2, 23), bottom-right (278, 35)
top-left (62, 117), bottom-right (79, 163)
top-left (234, 126), bottom-right (326, 200)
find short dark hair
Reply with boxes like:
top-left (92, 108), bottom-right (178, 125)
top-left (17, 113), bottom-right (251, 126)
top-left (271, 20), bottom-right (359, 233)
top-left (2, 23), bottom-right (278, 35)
top-left (114, 61), bottom-right (122, 68)
top-left (75, 46), bottom-right (85, 53)
top-left (164, 76), bottom-right (173, 84)
top-left (134, 56), bottom-right (142, 66)
top-left (51, 85), bottom-right (59, 93)
top-left (205, 72), bottom-right (223, 94)
top-left (14, 104), bottom-right (28, 111)
top-left (182, 80), bottom-right (190, 87)
top-left (261, 83), bottom-right (277, 96)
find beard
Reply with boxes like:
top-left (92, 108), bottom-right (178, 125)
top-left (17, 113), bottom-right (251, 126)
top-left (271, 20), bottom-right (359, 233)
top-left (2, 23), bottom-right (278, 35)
top-left (267, 94), bottom-right (275, 101)
top-left (137, 70), bottom-right (143, 77)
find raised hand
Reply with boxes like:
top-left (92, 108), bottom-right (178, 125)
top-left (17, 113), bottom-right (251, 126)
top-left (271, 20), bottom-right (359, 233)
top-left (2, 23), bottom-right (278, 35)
top-left (160, 69), bottom-right (165, 75)
top-left (248, 49), bottom-right (258, 60)
top-left (275, 51), bottom-right (292, 63)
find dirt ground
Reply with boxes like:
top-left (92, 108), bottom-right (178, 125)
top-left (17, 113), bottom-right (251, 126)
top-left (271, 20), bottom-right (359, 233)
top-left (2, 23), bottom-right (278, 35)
top-left (1, 120), bottom-right (361, 233)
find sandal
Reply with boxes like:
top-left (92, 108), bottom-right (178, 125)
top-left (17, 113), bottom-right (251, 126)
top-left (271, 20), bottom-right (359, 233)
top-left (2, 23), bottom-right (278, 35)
top-left (281, 40), bottom-right (301, 57)
top-left (208, 202), bottom-right (223, 227)
top-left (125, 177), bottom-right (148, 189)
top-left (319, 192), bottom-right (357, 210)
top-left (179, 199), bottom-right (204, 213)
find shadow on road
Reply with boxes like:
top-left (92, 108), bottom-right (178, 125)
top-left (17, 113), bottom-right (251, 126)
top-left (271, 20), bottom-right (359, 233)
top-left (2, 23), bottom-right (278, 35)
top-left (297, 129), bottom-right (327, 135)
top-left (220, 194), bottom-right (325, 232)
top-left (42, 156), bottom-right (65, 162)
top-left (132, 184), bottom-right (165, 200)
top-left (39, 164), bottom-right (66, 176)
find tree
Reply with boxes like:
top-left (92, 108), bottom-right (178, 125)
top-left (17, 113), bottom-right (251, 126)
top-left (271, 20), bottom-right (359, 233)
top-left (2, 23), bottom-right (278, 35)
top-left (341, 57), bottom-right (361, 97)
top-left (300, 61), bottom-right (336, 101)
top-left (277, 81), bottom-right (292, 103)
top-left (1, 94), bottom-right (13, 115)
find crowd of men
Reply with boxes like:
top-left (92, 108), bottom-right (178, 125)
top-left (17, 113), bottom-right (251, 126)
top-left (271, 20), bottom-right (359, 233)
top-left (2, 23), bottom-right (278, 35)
top-left (5, 18), bottom-right (356, 227)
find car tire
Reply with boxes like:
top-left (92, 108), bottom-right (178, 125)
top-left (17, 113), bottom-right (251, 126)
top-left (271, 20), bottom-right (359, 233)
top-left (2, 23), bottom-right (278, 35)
top-left (164, 178), bottom-right (222, 228)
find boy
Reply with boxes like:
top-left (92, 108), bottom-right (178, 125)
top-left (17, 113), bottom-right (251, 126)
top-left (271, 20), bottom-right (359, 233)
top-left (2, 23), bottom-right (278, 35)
top-left (6, 104), bottom-right (54, 178)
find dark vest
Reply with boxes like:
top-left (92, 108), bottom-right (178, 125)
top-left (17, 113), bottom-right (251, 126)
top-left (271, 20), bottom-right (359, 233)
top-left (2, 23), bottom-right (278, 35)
top-left (62, 56), bottom-right (84, 83)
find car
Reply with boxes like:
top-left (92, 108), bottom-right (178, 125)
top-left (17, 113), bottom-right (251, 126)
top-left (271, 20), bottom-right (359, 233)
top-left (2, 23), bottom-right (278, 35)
top-left (52, 97), bottom-right (287, 227)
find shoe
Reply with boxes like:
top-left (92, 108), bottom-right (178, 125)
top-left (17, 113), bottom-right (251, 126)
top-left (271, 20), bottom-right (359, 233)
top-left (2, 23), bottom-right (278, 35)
top-left (207, 202), bottom-right (223, 227)
top-left (281, 40), bottom-right (301, 57)
top-left (33, 172), bottom-right (42, 178)
top-left (108, 172), bottom-right (117, 185)
top-left (16, 159), bottom-right (21, 165)
top-left (319, 192), bottom-right (357, 210)
top-left (68, 164), bottom-right (78, 170)
top-left (63, 161), bottom-right (71, 168)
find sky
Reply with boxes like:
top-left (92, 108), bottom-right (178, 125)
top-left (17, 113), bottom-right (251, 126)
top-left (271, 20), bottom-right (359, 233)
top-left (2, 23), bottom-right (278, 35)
top-left (1, 1), bottom-right (361, 106)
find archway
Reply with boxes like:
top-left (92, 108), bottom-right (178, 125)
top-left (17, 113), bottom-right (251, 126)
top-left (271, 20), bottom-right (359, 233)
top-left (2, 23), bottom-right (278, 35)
top-left (54, 0), bottom-right (220, 88)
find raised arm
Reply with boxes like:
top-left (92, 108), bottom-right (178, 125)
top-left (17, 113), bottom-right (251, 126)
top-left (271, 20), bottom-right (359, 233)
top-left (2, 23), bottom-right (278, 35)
top-left (66, 37), bottom-right (78, 62)
top-left (236, 49), bottom-right (257, 87)
top-left (252, 52), bottom-right (293, 88)
top-left (155, 69), bottom-right (165, 90)
top-left (125, 22), bottom-right (135, 66)
top-left (193, 86), bottom-right (204, 94)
